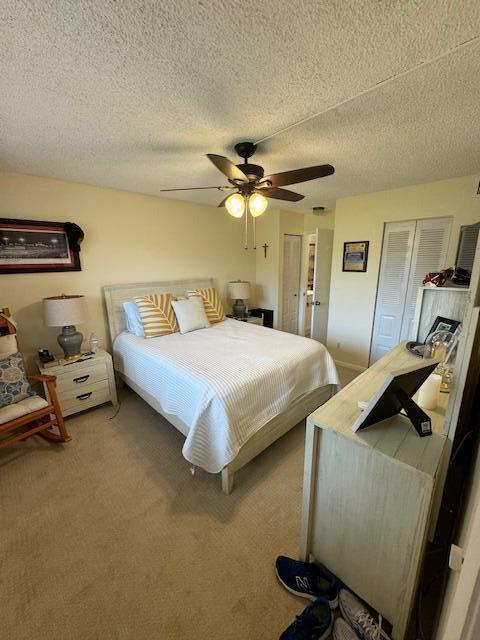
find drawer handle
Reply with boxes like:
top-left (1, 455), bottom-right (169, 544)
top-left (73, 375), bottom-right (90, 384)
top-left (76, 392), bottom-right (93, 401)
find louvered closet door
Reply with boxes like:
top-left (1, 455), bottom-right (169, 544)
top-left (369, 221), bottom-right (416, 364)
top-left (400, 217), bottom-right (452, 340)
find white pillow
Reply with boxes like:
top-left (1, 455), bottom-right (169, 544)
top-left (171, 297), bottom-right (211, 334)
top-left (123, 301), bottom-right (145, 337)
top-left (0, 334), bottom-right (18, 358)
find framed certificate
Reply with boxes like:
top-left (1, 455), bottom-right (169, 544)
top-left (343, 241), bottom-right (369, 272)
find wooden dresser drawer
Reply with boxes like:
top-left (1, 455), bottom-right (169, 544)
top-left (58, 380), bottom-right (111, 414)
top-left (55, 361), bottom-right (108, 394)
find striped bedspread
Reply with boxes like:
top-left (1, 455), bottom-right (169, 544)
top-left (113, 319), bottom-right (339, 473)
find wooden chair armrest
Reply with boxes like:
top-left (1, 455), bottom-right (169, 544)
top-left (29, 374), bottom-right (57, 385)
top-left (29, 375), bottom-right (59, 402)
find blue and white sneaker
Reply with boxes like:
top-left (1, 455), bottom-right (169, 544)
top-left (276, 555), bottom-right (339, 608)
top-left (279, 597), bottom-right (333, 640)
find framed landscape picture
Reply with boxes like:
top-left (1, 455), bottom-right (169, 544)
top-left (0, 218), bottom-right (83, 274)
top-left (343, 240), bottom-right (369, 272)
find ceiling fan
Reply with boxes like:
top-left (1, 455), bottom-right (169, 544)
top-left (161, 142), bottom-right (334, 247)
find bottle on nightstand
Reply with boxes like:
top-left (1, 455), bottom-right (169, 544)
top-left (89, 332), bottom-right (99, 353)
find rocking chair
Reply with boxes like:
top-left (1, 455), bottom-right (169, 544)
top-left (0, 308), bottom-right (71, 448)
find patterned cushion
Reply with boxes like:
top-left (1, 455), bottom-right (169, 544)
top-left (0, 352), bottom-right (35, 407)
top-left (134, 293), bottom-right (179, 338)
top-left (187, 288), bottom-right (226, 324)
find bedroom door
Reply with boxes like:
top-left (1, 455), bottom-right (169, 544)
top-left (310, 228), bottom-right (333, 344)
top-left (282, 234), bottom-right (302, 333)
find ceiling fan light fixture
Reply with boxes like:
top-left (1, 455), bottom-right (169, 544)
top-left (249, 193), bottom-right (268, 217)
top-left (225, 193), bottom-right (245, 218)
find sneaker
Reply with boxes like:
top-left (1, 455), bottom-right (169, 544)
top-left (338, 589), bottom-right (390, 640)
top-left (275, 556), bottom-right (339, 608)
top-left (279, 597), bottom-right (333, 640)
top-left (333, 618), bottom-right (361, 640)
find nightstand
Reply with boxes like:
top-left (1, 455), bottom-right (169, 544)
top-left (227, 310), bottom-right (274, 327)
top-left (244, 308), bottom-right (274, 328)
top-left (37, 349), bottom-right (118, 417)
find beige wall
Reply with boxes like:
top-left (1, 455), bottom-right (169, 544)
top-left (0, 172), bottom-right (256, 365)
top-left (303, 210), bottom-right (335, 234)
top-left (327, 174), bottom-right (480, 368)
top-left (254, 208), bottom-right (281, 326)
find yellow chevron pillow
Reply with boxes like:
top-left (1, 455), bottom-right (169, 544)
top-left (134, 293), bottom-right (179, 338)
top-left (187, 288), bottom-right (226, 324)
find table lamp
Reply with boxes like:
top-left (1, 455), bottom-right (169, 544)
top-left (43, 294), bottom-right (87, 360)
top-left (227, 281), bottom-right (251, 319)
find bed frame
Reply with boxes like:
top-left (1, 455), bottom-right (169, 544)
top-left (103, 278), bottom-right (336, 494)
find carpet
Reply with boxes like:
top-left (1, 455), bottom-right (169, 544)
top-left (1, 385), bottom-right (319, 640)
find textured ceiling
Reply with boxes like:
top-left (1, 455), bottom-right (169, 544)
top-left (1, 0), bottom-right (480, 210)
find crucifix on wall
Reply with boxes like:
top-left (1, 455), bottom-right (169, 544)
top-left (262, 243), bottom-right (269, 258)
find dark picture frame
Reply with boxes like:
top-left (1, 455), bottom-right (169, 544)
top-left (427, 316), bottom-right (461, 337)
top-left (0, 218), bottom-right (83, 274)
top-left (343, 240), bottom-right (369, 272)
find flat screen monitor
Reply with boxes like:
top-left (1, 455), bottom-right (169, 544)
top-left (352, 360), bottom-right (439, 437)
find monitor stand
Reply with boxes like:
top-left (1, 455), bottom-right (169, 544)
top-left (396, 388), bottom-right (432, 437)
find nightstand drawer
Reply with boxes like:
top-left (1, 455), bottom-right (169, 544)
top-left (55, 361), bottom-right (108, 393)
top-left (58, 380), bottom-right (111, 413)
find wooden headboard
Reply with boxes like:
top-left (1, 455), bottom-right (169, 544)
top-left (102, 278), bottom-right (214, 343)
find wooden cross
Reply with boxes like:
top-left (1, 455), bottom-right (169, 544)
top-left (262, 243), bottom-right (269, 258)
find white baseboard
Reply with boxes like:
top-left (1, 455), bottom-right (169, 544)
top-left (334, 359), bottom-right (367, 373)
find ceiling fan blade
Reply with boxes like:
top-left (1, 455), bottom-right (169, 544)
top-left (263, 164), bottom-right (335, 187)
top-left (257, 187), bottom-right (304, 202)
top-left (207, 154), bottom-right (248, 182)
top-left (160, 186), bottom-right (228, 192)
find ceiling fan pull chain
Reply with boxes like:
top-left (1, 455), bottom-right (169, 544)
top-left (253, 214), bottom-right (256, 250)
top-left (244, 202), bottom-right (248, 250)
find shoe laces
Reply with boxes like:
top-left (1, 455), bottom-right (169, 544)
top-left (355, 610), bottom-right (383, 640)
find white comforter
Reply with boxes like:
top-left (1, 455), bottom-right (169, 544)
top-left (113, 319), bottom-right (339, 473)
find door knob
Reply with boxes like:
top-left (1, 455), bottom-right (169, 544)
top-left (313, 301), bottom-right (321, 306)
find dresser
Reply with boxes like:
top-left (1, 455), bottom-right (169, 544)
top-left (37, 350), bottom-right (118, 417)
top-left (300, 343), bottom-right (447, 639)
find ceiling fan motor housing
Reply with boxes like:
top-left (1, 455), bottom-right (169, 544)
top-left (236, 163), bottom-right (264, 181)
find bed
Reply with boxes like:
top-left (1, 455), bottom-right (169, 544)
top-left (103, 278), bottom-right (339, 493)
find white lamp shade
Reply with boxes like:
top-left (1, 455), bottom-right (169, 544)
top-left (228, 281), bottom-right (251, 300)
top-left (43, 295), bottom-right (87, 327)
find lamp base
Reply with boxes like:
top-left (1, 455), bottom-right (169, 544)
top-left (57, 325), bottom-right (83, 360)
top-left (232, 299), bottom-right (246, 319)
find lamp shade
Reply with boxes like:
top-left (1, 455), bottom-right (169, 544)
top-left (43, 295), bottom-right (87, 327)
top-left (228, 281), bottom-right (251, 300)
